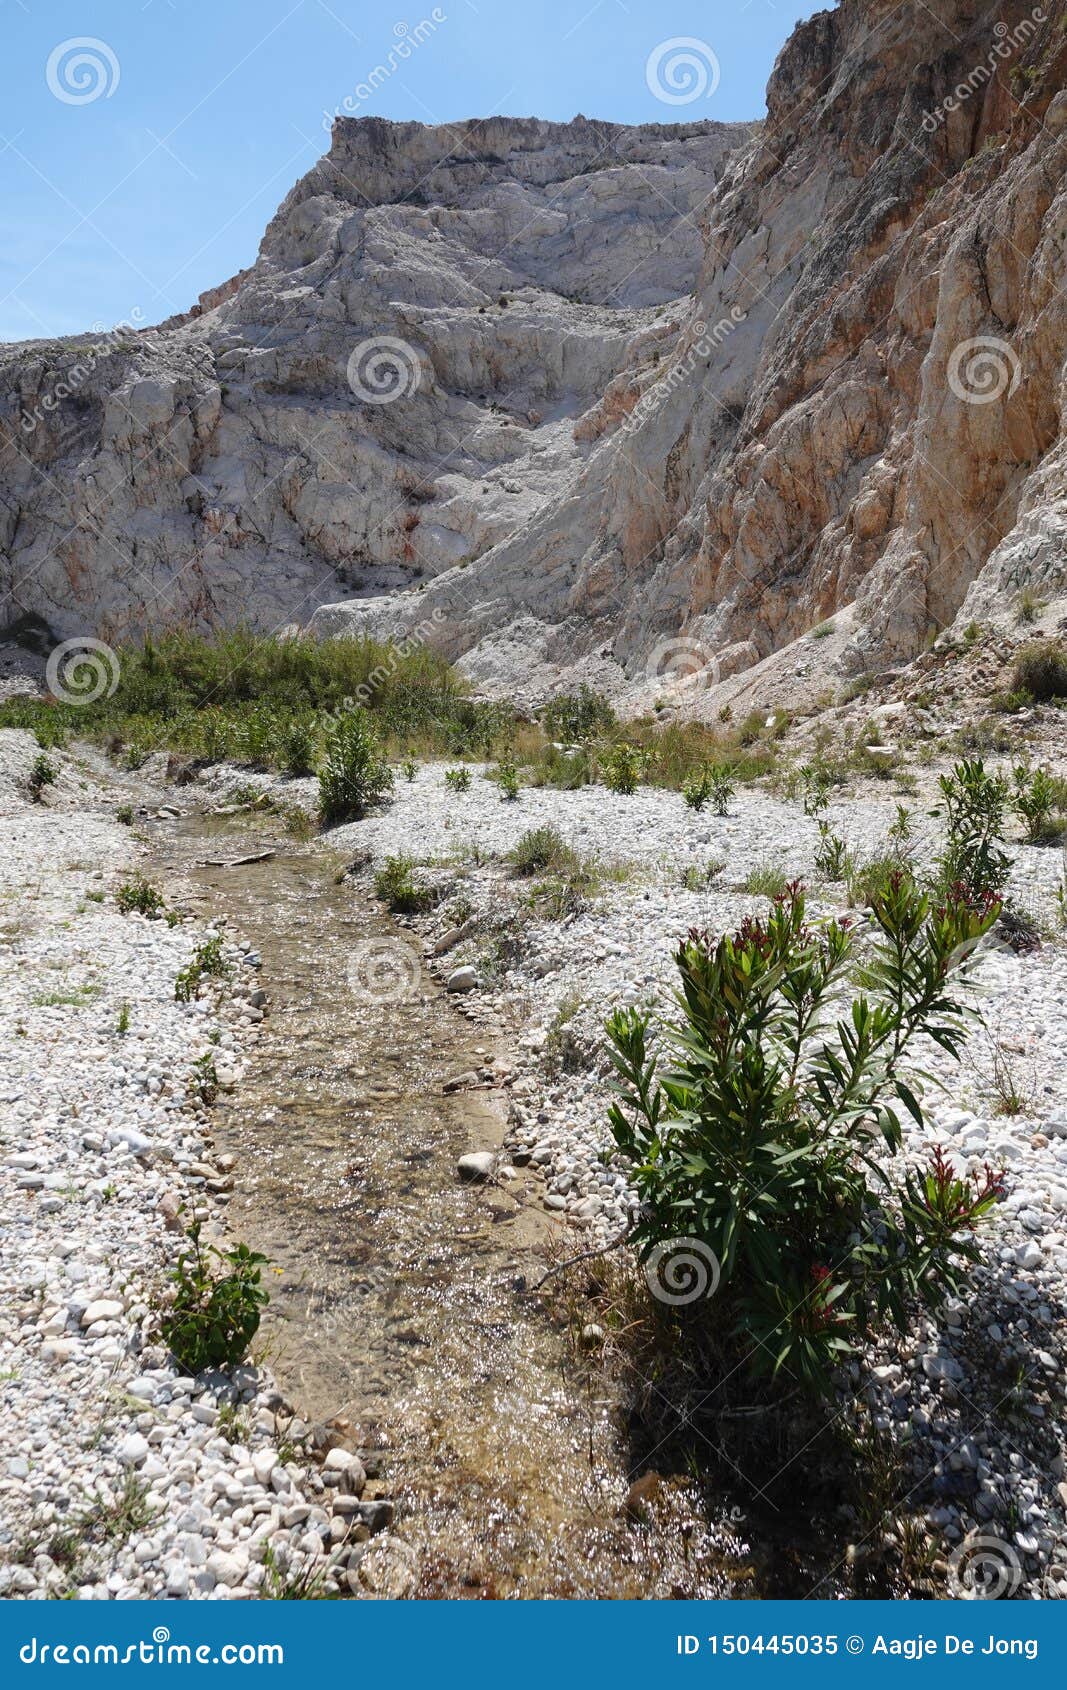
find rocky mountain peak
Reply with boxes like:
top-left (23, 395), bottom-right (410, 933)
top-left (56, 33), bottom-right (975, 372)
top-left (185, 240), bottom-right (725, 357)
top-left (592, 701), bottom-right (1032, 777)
top-left (1, 0), bottom-right (1065, 716)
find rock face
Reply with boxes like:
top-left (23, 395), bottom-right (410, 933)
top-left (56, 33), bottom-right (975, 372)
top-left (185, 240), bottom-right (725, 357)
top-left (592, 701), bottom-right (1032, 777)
top-left (0, 114), bottom-right (748, 645)
top-left (314, 0), bottom-right (1067, 709)
top-left (2, 2), bottom-right (1066, 709)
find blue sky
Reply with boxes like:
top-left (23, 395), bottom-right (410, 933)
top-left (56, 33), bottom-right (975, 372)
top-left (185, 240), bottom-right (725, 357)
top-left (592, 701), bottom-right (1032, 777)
top-left (0, 0), bottom-right (815, 342)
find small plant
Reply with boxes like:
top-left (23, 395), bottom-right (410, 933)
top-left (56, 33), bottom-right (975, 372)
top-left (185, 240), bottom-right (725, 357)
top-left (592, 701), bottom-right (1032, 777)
top-left (811, 620), bottom-right (835, 639)
top-left (743, 861), bottom-right (789, 899)
top-left (1011, 641), bottom-right (1067, 702)
top-left (511, 826), bottom-right (579, 878)
top-left (373, 853), bottom-right (434, 914)
top-left (540, 685), bottom-right (616, 744)
top-left (281, 719), bottom-right (316, 778)
top-left (683, 770), bottom-right (709, 811)
top-left (160, 1221), bottom-right (269, 1374)
top-left (444, 766), bottom-right (471, 792)
top-left (813, 821), bottom-right (848, 881)
top-left (1013, 764), bottom-right (1060, 843)
top-left (1015, 587), bottom-right (1043, 625)
top-left (798, 762), bottom-right (832, 817)
top-left (987, 1038), bottom-right (1034, 1117)
top-left (317, 708), bottom-right (393, 826)
top-left (175, 935), bottom-right (230, 1003)
top-left (260, 1541), bottom-right (333, 1601)
top-left (935, 758), bottom-right (1010, 900)
top-left (116, 804), bottom-right (134, 826)
top-left (193, 1052), bottom-right (219, 1105)
top-left (116, 877), bottom-right (166, 919)
top-left (495, 759), bottom-right (521, 801)
top-left (28, 754), bottom-right (57, 801)
top-left (605, 877), bottom-right (1003, 1396)
top-left (115, 1001), bottom-right (130, 1036)
top-left (602, 744), bottom-right (649, 795)
top-left (684, 764), bottom-right (734, 815)
top-left (402, 759), bottom-right (417, 782)
top-left (680, 857), bottom-right (725, 892)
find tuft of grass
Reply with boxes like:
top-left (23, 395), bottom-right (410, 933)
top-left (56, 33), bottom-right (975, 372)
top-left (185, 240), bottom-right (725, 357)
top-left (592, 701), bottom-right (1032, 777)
top-left (742, 862), bottom-right (789, 899)
top-left (1011, 641), bottom-right (1067, 703)
top-left (511, 826), bottom-right (580, 877)
top-left (373, 853), bottom-right (436, 913)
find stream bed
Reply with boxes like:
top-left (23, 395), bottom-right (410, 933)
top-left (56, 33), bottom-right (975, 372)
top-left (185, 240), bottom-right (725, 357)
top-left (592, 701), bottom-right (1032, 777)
top-left (155, 811), bottom-right (795, 1599)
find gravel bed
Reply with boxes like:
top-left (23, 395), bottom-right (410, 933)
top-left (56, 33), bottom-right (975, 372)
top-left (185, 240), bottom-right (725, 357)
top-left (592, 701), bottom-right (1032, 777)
top-left (0, 732), bottom-right (376, 1599)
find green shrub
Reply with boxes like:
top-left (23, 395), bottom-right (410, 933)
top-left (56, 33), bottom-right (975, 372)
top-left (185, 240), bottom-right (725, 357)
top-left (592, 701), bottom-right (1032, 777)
top-left (935, 758), bottom-right (1010, 899)
top-left (161, 1222), bottom-right (269, 1374)
top-left (1013, 764), bottom-right (1061, 843)
top-left (540, 685), bottom-right (616, 743)
top-left (444, 766), bottom-right (471, 792)
top-left (373, 853), bottom-right (435, 913)
top-left (280, 719), bottom-right (316, 777)
top-left (116, 804), bottom-right (134, 826)
top-left (683, 764), bottom-right (734, 815)
top-left (28, 753), bottom-right (57, 801)
top-left (798, 762), bottom-right (832, 817)
top-left (511, 826), bottom-right (579, 877)
top-left (1011, 641), bottom-right (1067, 702)
top-left (175, 935), bottom-right (230, 1003)
top-left (318, 708), bottom-right (393, 825)
top-left (605, 878), bottom-right (1002, 1396)
top-left (402, 759), bottom-right (417, 782)
top-left (813, 821), bottom-right (848, 880)
top-left (116, 877), bottom-right (166, 919)
top-left (495, 759), bottom-right (520, 801)
top-left (602, 744), bottom-right (649, 795)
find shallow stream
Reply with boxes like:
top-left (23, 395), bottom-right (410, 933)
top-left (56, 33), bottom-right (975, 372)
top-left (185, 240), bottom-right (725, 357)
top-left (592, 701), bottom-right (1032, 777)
top-left (155, 812), bottom-right (803, 1599)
